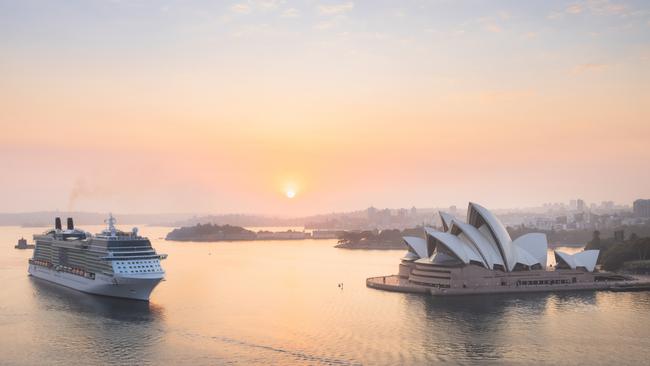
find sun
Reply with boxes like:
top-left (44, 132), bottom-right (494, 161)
top-left (286, 190), bottom-right (296, 199)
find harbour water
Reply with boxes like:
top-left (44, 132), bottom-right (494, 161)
top-left (2, 225), bottom-right (650, 365)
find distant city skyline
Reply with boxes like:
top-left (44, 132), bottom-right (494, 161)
top-left (0, 196), bottom-right (642, 217)
top-left (1, 0), bottom-right (649, 215)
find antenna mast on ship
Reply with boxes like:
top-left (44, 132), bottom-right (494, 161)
top-left (105, 213), bottom-right (117, 237)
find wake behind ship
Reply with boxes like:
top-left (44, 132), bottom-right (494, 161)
top-left (28, 215), bottom-right (167, 301)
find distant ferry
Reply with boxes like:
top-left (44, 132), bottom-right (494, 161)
top-left (15, 237), bottom-right (35, 249)
top-left (28, 215), bottom-right (167, 301)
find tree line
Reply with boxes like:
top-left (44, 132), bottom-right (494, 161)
top-left (585, 231), bottom-right (650, 272)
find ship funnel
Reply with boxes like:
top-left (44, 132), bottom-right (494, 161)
top-left (67, 217), bottom-right (74, 230)
top-left (55, 217), bottom-right (62, 230)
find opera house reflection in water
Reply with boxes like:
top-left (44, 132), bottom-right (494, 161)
top-left (400, 289), bottom-right (649, 363)
top-left (366, 202), bottom-right (637, 295)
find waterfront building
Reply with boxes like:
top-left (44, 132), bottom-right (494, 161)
top-left (366, 202), bottom-right (629, 296)
top-left (633, 199), bottom-right (650, 217)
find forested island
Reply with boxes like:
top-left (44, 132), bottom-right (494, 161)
top-left (165, 223), bottom-right (331, 241)
top-left (335, 228), bottom-right (423, 250)
top-left (166, 223), bottom-right (257, 241)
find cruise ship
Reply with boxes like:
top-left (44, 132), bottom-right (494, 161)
top-left (28, 215), bottom-right (167, 301)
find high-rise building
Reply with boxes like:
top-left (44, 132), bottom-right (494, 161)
top-left (449, 205), bottom-right (457, 215)
top-left (398, 208), bottom-right (408, 218)
top-left (614, 230), bottom-right (625, 241)
top-left (367, 206), bottom-right (378, 221)
top-left (577, 199), bottom-right (585, 212)
top-left (601, 201), bottom-right (614, 210)
top-left (633, 199), bottom-right (650, 217)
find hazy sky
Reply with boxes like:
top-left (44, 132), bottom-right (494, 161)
top-left (1, 0), bottom-right (649, 215)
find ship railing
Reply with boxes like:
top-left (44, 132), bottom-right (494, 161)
top-left (108, 246), bottom-right (155, 251)
top-left (95, 234), bottom-right (147, 240)
top-left (50, 263), bottom-right (96, 280)
top-left (107, 250), bottom-right (157, 256)
top-left (29, 258), bottom-right (54, 268)
top-left (100, 253), bottom-right (167, 261)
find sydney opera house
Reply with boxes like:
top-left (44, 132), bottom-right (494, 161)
top-left (367, 202), bottom-right (611, 295)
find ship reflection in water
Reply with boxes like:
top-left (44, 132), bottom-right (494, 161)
top-left (27, 278), bottom-right (166, 365)
top-left (2, 225), bottom-right (650, 365)
top-left (403, 292), bottom-right (602, 363)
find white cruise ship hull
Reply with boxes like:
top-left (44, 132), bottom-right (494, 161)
top-left (28, 264), bottom-right (162, 301)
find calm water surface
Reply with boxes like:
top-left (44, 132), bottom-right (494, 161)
top-left (2, 226), bottom-right (650, 365)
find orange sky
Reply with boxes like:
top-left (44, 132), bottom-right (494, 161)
top-left (1, 1), bottom-right (649, 215)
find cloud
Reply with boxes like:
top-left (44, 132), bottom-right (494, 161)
top-left (484, 23), bottom-right (502, 33)
top-left (281, 8), bottom-right (300, 18)
top-left (572, 63), bottom-right (609, 74)
top-left (551, 0), bottom-right (629, 19)
top-left (478, 90), bottom-right (536, 103)
top-left (230, 3), bottom-right (252, 14)
top-left (521, 31), bottom-right (539, 39)
top-left (255, 0), bottom-right (285, 10)
top-left (230, 1), bottom-right (285, 15)
top-left (590, 1), bottom-right (627, 15)
top-left (497, 11), bottom-right (511, 20)
top-left (318, 2), bottom-right (354, 16)
top-left (566, 4), bottom-right (584, 14)
top-left (314, 21), bottom-right (334, 30)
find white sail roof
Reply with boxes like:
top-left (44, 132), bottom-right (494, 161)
top-left (512, 233), bottom-right (548, 268)
top-left (401, 251), bottom-right (420, 261)
top-left (449, 220), bottom-right (504, 270)
top-left (468, 202), bottom-right (516, 271)
top-left (554, 250), bottom-right (600, 272)
top-left (403, 236), bottom-right (428, 259)
top-left (424, 230), bottom-right (486, 267)
top-left (514, 246), bottom-right (541, 267)
top-left (439, 212), bottom-right (456, 232)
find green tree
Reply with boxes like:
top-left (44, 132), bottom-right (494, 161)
top-left (586, 230), bottom-right (601, 250)
top-left (633, 238), bottom-right (650, 261)
top-left (601, 243), bottom-right (634, 271)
